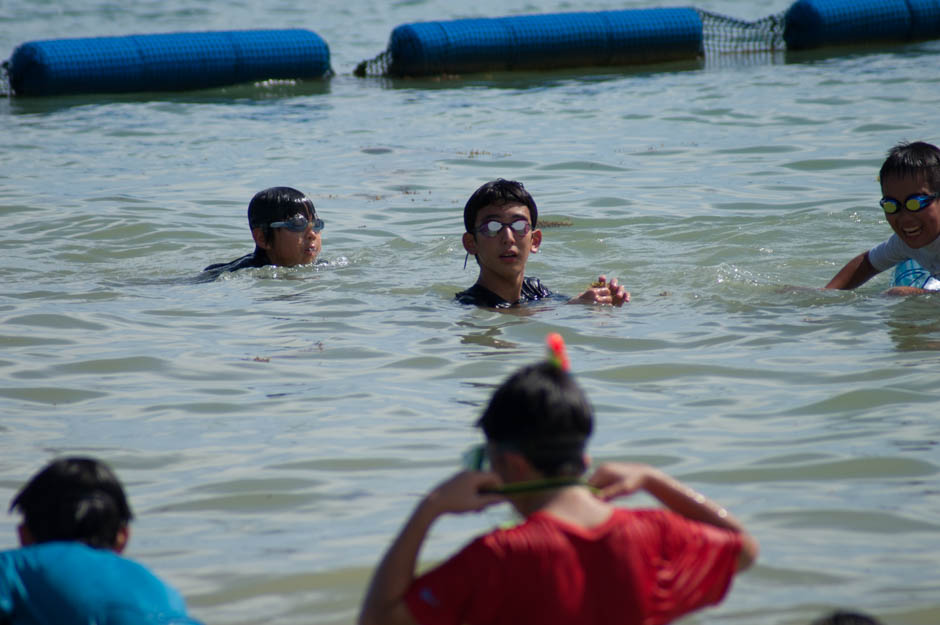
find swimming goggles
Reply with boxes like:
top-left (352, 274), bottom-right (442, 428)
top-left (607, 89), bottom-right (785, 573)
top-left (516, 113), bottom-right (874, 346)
top-left (476, 219), bottom-right (531, 238)
top-left (269, 215), bottom-right (325, 233)
top-left (879, 193), bottom-right (939, 215)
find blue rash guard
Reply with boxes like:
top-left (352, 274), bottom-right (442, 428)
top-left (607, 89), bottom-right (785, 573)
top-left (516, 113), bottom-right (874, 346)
top-left (0, 542), bottom-right (201, 625)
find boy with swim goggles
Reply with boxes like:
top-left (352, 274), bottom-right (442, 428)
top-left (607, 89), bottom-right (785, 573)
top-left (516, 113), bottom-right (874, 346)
top-left (826, 140), bottom-right (940, 293)
top-left (201, 186), bottom-right (325, 279)
top-left (455, 178), bottom-right (630, 308)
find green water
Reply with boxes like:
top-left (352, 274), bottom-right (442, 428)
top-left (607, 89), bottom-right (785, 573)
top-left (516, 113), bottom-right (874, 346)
top-left (1, 0), bottom-right (939, 623)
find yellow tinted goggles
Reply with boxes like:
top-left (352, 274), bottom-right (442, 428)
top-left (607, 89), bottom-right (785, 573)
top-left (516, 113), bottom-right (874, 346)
top-left (880, 193), bottom-right (938, 215)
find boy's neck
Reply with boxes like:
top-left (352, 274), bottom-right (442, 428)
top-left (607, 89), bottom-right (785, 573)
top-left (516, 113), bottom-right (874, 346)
top-left (512, 485), bottom-right (612, 529)
top-left (476, 271), bottom-right (525, 304)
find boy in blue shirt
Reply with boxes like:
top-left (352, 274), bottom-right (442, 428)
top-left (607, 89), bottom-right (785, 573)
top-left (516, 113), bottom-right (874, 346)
top-left (456, 179), bottom-right (630, 308)
top-left (825, 141), bottom-right (940, 294)
top-left (0, 457), bottom-right (200, 625)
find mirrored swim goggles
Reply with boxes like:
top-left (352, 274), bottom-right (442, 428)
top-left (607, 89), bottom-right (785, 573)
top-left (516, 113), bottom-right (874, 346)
top-left (269, 215), bottom-right (325, 232)
top-left (879, 193), bottom-right (939, 215)
top-left (476, 218), bottom-right (531, 238)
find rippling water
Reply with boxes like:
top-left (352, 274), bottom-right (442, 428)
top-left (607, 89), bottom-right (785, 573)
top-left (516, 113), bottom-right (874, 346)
top-left (2, 0), bottom-right (939, 623)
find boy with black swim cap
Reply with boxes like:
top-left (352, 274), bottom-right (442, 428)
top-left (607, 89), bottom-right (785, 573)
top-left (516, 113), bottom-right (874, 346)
top-left (203, 186), bottom-right (324, 279)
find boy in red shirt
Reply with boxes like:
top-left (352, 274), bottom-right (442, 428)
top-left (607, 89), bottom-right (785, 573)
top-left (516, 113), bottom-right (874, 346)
top-left (359, 336), bottom-right (758, 625)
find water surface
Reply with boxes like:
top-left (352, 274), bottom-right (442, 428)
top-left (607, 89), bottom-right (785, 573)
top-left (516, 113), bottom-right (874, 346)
top-left (1, 1), bottom-right (939, 623)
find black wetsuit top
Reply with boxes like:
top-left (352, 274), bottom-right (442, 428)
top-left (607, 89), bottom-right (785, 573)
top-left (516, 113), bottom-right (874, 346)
top-left (455, 276), bottom-right (557, 308)
top-left (200, 248), bottom-right (272, 281)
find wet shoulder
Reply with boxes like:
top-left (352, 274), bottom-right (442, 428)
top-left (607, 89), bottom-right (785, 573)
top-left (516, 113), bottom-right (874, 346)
top-left (200, 251), bottom-right (271, 281)
top-left (455, 284), bottom-right (512, 308)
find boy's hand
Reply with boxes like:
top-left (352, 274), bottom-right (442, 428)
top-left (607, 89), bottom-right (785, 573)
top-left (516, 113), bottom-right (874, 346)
top-left (422, 471), bottom-right (505, 516)
top-left (573, 275), bottom-right (630, 307)
top-left (884, 286), bottom-right (931, 296)
top-left (586, 462), bottom-right (656, 500)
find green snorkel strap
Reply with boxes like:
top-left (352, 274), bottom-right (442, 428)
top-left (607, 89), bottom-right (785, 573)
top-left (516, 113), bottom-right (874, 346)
top-left (474, 333), bottom-right (596, 498)
top-left (482, 477), bottom-right (598, 495)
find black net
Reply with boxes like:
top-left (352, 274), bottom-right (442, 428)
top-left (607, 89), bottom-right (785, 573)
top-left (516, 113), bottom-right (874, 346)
top-left (1, 60), bottom-right (11, 96)
top-left (698, 9), bottom-right (787, 54)
top-left (354, 50), bottom-right (391, 78)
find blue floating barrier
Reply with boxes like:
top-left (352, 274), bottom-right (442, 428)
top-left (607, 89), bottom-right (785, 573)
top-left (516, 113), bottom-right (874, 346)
top-left (382, 8), bottom-right (703, 77)
top-left (783, 0), bottom-right (940, 49)
top-left (8, 29), bottom-right (332, 96)
top-left (907, 0), bottom-right (940, 40)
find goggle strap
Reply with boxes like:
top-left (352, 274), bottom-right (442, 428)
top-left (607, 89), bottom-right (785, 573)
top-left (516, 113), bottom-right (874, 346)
top-left (480, 477), bottom-right (598, 495)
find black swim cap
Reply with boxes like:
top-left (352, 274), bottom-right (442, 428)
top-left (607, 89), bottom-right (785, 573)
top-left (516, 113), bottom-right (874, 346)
top-left (248, 187), bottom-right (317, 229)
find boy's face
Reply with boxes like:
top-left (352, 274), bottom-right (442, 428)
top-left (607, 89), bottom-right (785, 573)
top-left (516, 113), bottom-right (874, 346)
top-left (881, 174), bottom-right (940, 249)
top-left (463, 201), bottom-right (541, 284)
top-left (256, 211), bottom-right (322, 267)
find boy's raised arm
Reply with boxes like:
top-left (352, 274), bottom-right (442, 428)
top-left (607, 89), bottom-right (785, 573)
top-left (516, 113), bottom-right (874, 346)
top-left (588, 462), bottom-right (759, 570)
top-left (358, 471), bottom-right (504, 625)
top-left (825, 251), bottom-right (879, 289)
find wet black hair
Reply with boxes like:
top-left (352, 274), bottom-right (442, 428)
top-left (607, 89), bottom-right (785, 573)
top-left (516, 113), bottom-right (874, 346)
top-left (477, 361), bottom-right (593, 477)
top-left (879, 141), bottom-right (940, 193)
top-left (9, 457), bottom-right (133, 549)
top-left (811, 611), bottom-right (883, 625)
top-left (463, 179), bottom-right (538, 234)
top-left (248, 186), bottom-right (318, 245)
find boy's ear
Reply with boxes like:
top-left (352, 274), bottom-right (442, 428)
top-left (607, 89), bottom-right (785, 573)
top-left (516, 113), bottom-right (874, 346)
top-left (501, 449), bottom-right (539, 480)
top-left (251, 227), bottom-right (271, 250)
top-left (113, 525), bottom-right (130, 554)
top-left (529, 228), bottom-right (542, 253)
top-left (462, 232), bottom-right (478, 255)
top-left (17, 523), bottom-right (34, 546)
